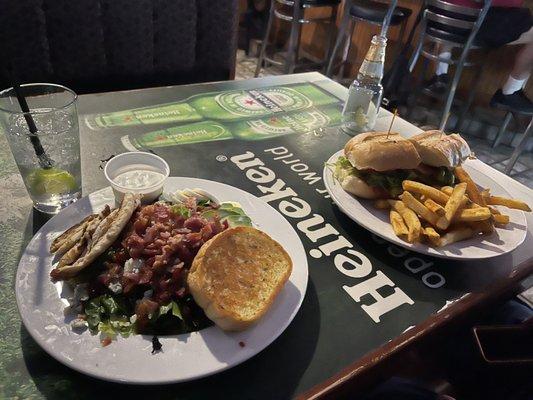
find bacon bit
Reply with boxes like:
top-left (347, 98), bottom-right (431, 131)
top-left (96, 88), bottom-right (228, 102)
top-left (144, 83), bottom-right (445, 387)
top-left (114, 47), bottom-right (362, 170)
top-left (107, 201), bottom-right (227, 330)
top-left (239, 341), bottom-right (245, 348)
top-left (101, 337), bottom-right (112, 347)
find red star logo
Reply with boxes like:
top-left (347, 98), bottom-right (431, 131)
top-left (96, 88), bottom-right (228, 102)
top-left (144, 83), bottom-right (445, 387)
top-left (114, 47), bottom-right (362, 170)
top-left (124, 116), bottom-right (133, 122)
top-left (155, 135), bottom-right (166, 141)
top-left (245, 99), bottom-right (256, 105)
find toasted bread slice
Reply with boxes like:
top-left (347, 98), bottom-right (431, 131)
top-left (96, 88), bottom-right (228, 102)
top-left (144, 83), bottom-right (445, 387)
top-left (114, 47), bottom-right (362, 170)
top-left (188, 226), bottom-right (292, 331)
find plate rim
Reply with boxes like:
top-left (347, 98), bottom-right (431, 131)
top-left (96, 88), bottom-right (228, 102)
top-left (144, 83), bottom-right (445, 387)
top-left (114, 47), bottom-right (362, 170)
top-left (323, 150), bottom-right (527, 260)
top-left (16, 177), bottom-right (309, 384)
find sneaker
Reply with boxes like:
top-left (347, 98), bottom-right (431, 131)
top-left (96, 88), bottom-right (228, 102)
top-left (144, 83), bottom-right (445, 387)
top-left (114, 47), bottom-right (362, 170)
top-left (424, 74), bottom-right (449, 95)
top-left (490, 89), bottom-right (533, 114)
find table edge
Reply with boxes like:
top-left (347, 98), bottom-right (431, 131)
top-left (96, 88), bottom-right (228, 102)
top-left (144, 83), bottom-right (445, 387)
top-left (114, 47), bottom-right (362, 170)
top-left (299, 256), bottom-right (533, 400)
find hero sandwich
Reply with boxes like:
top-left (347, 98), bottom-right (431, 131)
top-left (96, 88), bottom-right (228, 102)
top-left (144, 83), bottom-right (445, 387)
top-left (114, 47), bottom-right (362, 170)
top-left (409, 130), bottom-right (471, 185)
top-left (334, 130), bottom-right (471, 199)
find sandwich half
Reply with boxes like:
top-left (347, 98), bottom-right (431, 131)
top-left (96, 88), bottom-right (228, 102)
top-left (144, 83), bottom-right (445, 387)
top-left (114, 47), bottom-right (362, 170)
top-left (334, 132), bottom-right (421, 199)
top-left (408, 130), bottom-right (471, 186)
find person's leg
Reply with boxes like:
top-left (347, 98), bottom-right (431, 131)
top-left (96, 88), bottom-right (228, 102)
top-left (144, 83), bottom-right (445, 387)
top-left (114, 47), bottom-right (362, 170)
top-left (503, 41), bottom-right (533, 92)
top-left (435, 44), bottom-right (453, 77)
top-left (491, 38), bottom-right (533, 113)
top-left (425, 44), bottom-right (453, 93)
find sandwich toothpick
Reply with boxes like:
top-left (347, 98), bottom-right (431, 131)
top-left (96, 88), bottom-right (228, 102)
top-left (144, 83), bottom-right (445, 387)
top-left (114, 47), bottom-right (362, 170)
top-left (440, 112), bottom-right (451, 138)
top-left (387, 109), bottom-right (398, 139)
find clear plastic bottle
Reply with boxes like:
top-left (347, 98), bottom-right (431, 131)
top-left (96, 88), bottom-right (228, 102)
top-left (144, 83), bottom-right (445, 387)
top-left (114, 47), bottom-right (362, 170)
top-left (341, 35), bottom-right (387, 135)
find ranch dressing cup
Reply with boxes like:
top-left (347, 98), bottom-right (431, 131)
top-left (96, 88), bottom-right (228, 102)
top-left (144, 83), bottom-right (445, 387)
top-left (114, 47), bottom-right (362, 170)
top-left (104, 152), bottom-right (169, 204)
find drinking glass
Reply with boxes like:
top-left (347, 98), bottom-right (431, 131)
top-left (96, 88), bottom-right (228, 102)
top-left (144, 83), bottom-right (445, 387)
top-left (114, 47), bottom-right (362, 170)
top-left (0, 83), bottom-right (81, 213)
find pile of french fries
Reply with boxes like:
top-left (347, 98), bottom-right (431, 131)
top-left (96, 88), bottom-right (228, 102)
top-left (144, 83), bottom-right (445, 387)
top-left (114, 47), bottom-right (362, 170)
top-left (374, 166), bottom-right (531, 248)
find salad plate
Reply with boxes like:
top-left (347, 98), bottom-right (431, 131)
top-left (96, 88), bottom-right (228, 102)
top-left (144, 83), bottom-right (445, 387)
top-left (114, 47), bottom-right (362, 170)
top-left (324, 151), bottom-right (527, 260)
top-left (16, 177), bottom-right (308, 384)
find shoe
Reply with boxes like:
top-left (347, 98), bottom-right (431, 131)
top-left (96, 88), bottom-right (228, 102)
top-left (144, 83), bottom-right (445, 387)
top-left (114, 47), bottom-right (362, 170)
top-left (490, 89), bottom-right (533, 114)
top-left (424, 74), bottom-right (449, 95)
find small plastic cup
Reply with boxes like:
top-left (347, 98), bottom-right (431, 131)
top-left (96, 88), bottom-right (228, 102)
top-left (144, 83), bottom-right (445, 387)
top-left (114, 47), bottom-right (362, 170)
top-left (104, 152), bottom-right (169, 204)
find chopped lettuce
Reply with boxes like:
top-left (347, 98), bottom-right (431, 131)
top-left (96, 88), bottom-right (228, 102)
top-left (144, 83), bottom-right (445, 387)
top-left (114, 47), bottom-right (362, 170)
top-left (170, 204), bottom-right (192, 218)
top-left (84, 295), bottom-right (134, 338)
top-left (365, 170), bottom-right (418, 198)
top-left (201, 202), bottom-right (252, 227)
top-left (333, 156), bottom-right (419, 198)
top-left (155, 300), bottom-right (183, 321)
top-left (197, 199), bottom-right (212, 207)
top-left (333, 156), bottom-right (356, 182)
top-left (98, 316), bottom-right (135, 339)
top-left (224, 214), bottom-right (252, 227)
top-left (334, 156), bottom-right (455, 197)
top-left (435, 167), bottom-right (455, 186)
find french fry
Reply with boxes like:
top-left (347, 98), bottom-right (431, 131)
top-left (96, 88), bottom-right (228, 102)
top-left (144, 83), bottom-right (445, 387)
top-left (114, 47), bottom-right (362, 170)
top-left (485, 196), bottom-right (531, 212)
top-left (454, 166), bottom-right (486, 206)
top-left (401, 191), bottom-right (440, 226)
top-left (403, 180), bottom-right (449, 205)
top-left (436, 227), bottom-right (475, 247)
top-left (441, 186), bottom-right (472, 206)
top-left (456, 207), bottom-right (491, 222)
top-left (424, 198), bottom-right (445, 216)
top-left (493, 214), bottom-right (510, 225)
top-left (422, 226), bottom-right (441, 245)
top-left (390, 210), bottom-right (408, 237)
top-left (453, 168), bottom-right (495, 233)
top-left (388, 200), bottom-right (421, 243)
top-left (488, 206), bottom-right (500, 215)
top-left (373, 199), bottom-right (391, 209)
top-left (487, 206), bottom-right (510, 225)
top-left (437, 183), bottom-right (467, 230)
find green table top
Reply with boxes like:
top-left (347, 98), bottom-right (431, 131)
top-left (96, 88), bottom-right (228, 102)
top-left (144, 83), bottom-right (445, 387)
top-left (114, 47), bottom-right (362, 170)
top-left (1, 72), bottom-right (532, 399)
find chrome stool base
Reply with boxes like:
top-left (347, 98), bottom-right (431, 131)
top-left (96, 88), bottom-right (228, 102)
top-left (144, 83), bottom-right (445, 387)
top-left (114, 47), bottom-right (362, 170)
top-left (255, 0), bottom-right (340, 77)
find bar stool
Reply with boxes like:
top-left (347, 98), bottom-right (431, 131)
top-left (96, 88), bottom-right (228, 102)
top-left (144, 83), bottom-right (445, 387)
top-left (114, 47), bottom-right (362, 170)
top-left (504, 116), bottom-right (533, 175)
top-left (407, 0), bottom-right (491, 130)
top-left (492, 109), bottom-right (533, 149)
top-left (325, 0), bottom-right (412, 80)
top-left (490, 103), bottom-right (533, 174)
top-left (254, 0), bottom-right (341, 76)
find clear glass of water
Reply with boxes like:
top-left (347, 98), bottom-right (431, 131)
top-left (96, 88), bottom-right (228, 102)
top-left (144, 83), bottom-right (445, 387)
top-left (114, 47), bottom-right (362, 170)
top-left (0, 83), bottom-right (81, 213)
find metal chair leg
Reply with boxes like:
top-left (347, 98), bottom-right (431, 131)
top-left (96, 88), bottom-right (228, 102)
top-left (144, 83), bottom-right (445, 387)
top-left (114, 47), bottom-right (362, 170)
top-left (504, 116), bottom-right (533, 175)
top-left (439, 49), bottom-right (469, 130)
top-left (322, 5), bottom-right (338, 72)
top-left (337, 19), bottom-right (355, 80)
top-left (294, 18), bottom-right (304, 71)
top-left (255, 2), bottom-right (275, 77)
top-left (408, 19), bottom-right (426, 73)
top-left (326, 7), bottom-right (352, 77)
top-left (380, 0), bottom-right (398, 37)
top-left (455, 64), bottom-right (484, 131)
top-left (407, 57), bottom-right (429, 119)
top-left (393, 19), bottom-right (407, 65)
top-left (492, 111), bottom-right (513, 148)
top-left (285, 2), bottom-right (303, 74)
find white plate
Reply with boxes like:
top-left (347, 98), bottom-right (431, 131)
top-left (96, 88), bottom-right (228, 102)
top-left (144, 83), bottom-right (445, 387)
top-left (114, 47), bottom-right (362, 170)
top-left (324, 150), bottom-right (527, 260)
top-left (16, 177), bottom-right (308, 384)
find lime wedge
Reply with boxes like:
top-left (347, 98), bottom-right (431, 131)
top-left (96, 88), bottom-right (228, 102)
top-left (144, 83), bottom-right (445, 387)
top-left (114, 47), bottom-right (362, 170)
top-left (26, 168), bottom-right (78, 196)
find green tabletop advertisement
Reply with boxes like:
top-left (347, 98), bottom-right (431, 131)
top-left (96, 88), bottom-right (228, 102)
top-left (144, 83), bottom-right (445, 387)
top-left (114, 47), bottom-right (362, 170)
top-left (1, 73), bottom-right (529, 400)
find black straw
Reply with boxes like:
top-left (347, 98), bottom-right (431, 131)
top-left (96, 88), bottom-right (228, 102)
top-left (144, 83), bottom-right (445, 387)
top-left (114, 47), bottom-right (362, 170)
top-left (12, 84), bottom-right (53, 168)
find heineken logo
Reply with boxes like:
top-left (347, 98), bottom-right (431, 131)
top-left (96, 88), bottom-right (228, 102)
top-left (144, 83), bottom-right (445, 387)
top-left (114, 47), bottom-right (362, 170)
top-left (248, 90), bottom-right (284, 113)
